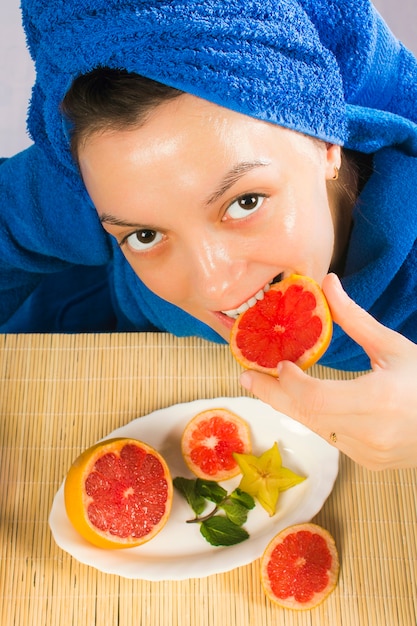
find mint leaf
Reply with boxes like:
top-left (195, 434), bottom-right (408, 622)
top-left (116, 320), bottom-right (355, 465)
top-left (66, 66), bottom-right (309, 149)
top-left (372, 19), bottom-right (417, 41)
top-left (230, 488), bottom-right (256, 510)
top-left (174, 477), bottom-right (254, 546)
top-left (173, 477), bottom-right (206, 516)
top-left (195, 479), bottom-right (227, 504)
top-left (220, 500), bottom-right (250, 526)
top-left (200, 516), bottom-right (250, 546)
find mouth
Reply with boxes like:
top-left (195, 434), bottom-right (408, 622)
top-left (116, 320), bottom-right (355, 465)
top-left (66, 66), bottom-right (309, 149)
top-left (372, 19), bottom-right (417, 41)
top-left (220, 273), bottom-right (284, 320)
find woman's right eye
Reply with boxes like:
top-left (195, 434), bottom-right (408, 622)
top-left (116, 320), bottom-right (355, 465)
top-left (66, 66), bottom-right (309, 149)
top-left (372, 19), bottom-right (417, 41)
top-left (124, 229), bottom-right (163, 251)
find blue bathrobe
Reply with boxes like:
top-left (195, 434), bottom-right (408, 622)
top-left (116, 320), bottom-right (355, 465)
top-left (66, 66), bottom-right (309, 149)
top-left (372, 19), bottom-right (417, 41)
top-left (1, 0), bottom-right (417, 372)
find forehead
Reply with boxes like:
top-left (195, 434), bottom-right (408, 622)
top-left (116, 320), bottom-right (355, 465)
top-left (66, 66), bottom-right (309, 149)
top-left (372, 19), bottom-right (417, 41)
top-left (79, 96), bottom-right (324, 227)
top-left (79, 93), bottom-right (318, 173)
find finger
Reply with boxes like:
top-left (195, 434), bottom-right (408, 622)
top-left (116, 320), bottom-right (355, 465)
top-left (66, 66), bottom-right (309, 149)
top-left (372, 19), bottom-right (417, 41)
top-left (241, 360), bottom-right (369, 416)
top-left (240, 364), bottom-right (405, 468)
top-left (326, 432), bottom-right (389, 471)
top-left (322, 273), bottom-right (403, 365)
top-left (240, 361), bottom-right (374, 436)
top-left (240, 365), bottom-right (332, 440)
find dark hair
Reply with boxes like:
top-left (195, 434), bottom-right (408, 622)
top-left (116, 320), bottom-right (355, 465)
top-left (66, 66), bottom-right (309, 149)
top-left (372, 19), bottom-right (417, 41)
top-left (61, 67), bottom-right (183, 160)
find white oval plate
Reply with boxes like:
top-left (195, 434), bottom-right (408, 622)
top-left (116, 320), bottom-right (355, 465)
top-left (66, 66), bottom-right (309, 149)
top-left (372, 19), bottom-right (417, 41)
top-left (49, 397), bottom-right (339, 580)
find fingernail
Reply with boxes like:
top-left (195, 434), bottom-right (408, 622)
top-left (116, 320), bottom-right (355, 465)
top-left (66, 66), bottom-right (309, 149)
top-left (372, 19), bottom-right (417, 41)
top-left (276, 362), bottom-right (283, 376)
top-left (239, 371), bottom-right (252, 391)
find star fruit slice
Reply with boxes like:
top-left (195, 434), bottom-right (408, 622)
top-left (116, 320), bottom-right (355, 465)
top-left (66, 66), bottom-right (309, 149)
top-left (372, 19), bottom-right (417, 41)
top-left (233, 442), bottom-right (306, 516)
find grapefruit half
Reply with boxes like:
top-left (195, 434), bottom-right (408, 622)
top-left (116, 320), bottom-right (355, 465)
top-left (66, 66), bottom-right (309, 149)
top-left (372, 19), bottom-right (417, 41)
top-left (230, 274), bottom-right (332, 376)
top-left (261, 523), bottom-right (339, 610)
top-left (64, 437), bottom-right (173, 549)
top-left (181, 408), bottom-right (252, 481)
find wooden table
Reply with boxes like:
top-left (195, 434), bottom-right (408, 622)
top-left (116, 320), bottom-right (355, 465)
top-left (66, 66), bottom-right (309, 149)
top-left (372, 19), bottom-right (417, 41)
top-left (0, 333), bottom-right (416, 625)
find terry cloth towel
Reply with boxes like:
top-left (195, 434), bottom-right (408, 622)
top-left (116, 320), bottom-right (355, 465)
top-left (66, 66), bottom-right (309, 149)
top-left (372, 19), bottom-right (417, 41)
top-left (20, 0), bottom-right (417, 194)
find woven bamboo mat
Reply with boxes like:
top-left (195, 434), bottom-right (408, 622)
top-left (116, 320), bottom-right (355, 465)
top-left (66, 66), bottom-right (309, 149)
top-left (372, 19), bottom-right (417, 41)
top-left (0, 333), bottom-right (416, 626)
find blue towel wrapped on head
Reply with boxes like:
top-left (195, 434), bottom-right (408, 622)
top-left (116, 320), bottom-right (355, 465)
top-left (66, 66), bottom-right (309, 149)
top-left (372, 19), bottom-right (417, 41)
top-left (0, 0), bottom-right (416, 370)
top-left (22, 0), bottom-right (347, 194)
top-left (20, 0), bottom-right (417, 185)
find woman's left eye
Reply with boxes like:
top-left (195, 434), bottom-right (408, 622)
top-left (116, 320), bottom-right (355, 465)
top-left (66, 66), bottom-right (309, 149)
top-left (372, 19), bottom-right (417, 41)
top-left (225, 194), bottom-right (265, 220)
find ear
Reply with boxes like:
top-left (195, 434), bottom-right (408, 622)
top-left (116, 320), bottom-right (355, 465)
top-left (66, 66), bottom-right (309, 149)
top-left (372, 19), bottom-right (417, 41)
top-left (325, 144), bottom-right (342, 180)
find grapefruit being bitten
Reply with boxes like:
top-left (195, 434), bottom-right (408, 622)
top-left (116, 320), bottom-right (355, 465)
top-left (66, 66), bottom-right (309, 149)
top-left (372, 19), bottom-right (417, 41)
top-left (181, 408), bottom-right (252, 481)
top-left (64, 437), bottom-right (173, 549)
top-left (230, 274), bottom-right (332, 376)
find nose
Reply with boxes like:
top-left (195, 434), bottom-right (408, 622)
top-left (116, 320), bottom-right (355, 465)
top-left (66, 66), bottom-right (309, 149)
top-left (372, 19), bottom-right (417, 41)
top-left (190, 238), bottom-right (247, 300)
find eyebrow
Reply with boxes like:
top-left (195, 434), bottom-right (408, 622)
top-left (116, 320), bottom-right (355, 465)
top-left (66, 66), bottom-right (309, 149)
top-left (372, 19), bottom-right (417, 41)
top-left (99, 159), bottom-right (270, 226)
top-left (99, 213), bottom-right (149, 228)
top-left (205, 160), bottom-right (270, 205)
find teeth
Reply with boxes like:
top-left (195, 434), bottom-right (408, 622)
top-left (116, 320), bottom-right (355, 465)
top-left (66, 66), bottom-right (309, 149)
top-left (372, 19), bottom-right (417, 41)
top-left (236, 302), bottom-right (250, 315)
top-left (221, 276), bottom-right (281, 319)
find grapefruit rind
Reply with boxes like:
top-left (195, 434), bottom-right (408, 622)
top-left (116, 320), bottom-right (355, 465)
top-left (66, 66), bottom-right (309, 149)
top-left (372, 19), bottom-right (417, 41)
top-left (261, 522), bottom-right (339, 610)
top-left (230, 274), bottom-right (333, 376)
top-left (64, 437), bottom-right (173, 550)
top-left (181, 408), bottom-right (252, 481)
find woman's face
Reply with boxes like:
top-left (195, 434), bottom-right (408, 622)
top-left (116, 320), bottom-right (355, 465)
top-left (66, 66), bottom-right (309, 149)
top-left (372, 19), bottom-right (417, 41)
top-left (79, 94), bottom-right (340, 341)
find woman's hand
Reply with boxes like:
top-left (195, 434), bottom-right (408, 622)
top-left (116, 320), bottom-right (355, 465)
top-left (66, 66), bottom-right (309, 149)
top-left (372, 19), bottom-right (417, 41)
top-left (239, 273), bottom-right (417, 471)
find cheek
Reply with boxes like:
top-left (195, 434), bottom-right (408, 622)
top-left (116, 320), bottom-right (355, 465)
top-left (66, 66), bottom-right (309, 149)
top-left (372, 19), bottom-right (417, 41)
top-left (298, 208), bottom-right (334, 253)
top-left (273, 194), bottom-right (335, 272)
top-left (297, 176), bottom-right (334, 239)
top-left (301, 209), bottom-right (335, 275)
top-left (122, 250), bottom-right (192, 306)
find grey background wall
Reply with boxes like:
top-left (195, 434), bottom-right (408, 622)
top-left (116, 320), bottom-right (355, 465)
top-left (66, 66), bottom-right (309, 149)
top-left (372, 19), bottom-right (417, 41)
top-left (0, 0), bottom-right (416, 156)
top-left (374, 0), bottom-right (417, 53)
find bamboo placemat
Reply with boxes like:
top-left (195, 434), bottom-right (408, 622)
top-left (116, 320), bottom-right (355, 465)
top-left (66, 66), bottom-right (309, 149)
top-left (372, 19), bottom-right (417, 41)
top-left (0, 333), bottom-right (416, 626)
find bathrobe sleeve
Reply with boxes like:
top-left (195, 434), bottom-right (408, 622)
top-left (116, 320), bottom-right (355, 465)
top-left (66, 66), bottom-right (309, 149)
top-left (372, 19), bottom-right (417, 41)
top-left (0, 144), bottom-right (112, 325)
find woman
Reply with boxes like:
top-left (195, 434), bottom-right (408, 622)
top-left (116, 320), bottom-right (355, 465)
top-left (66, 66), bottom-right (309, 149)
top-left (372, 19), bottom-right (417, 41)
top-left (2, 0), bottom-right (417, 469)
